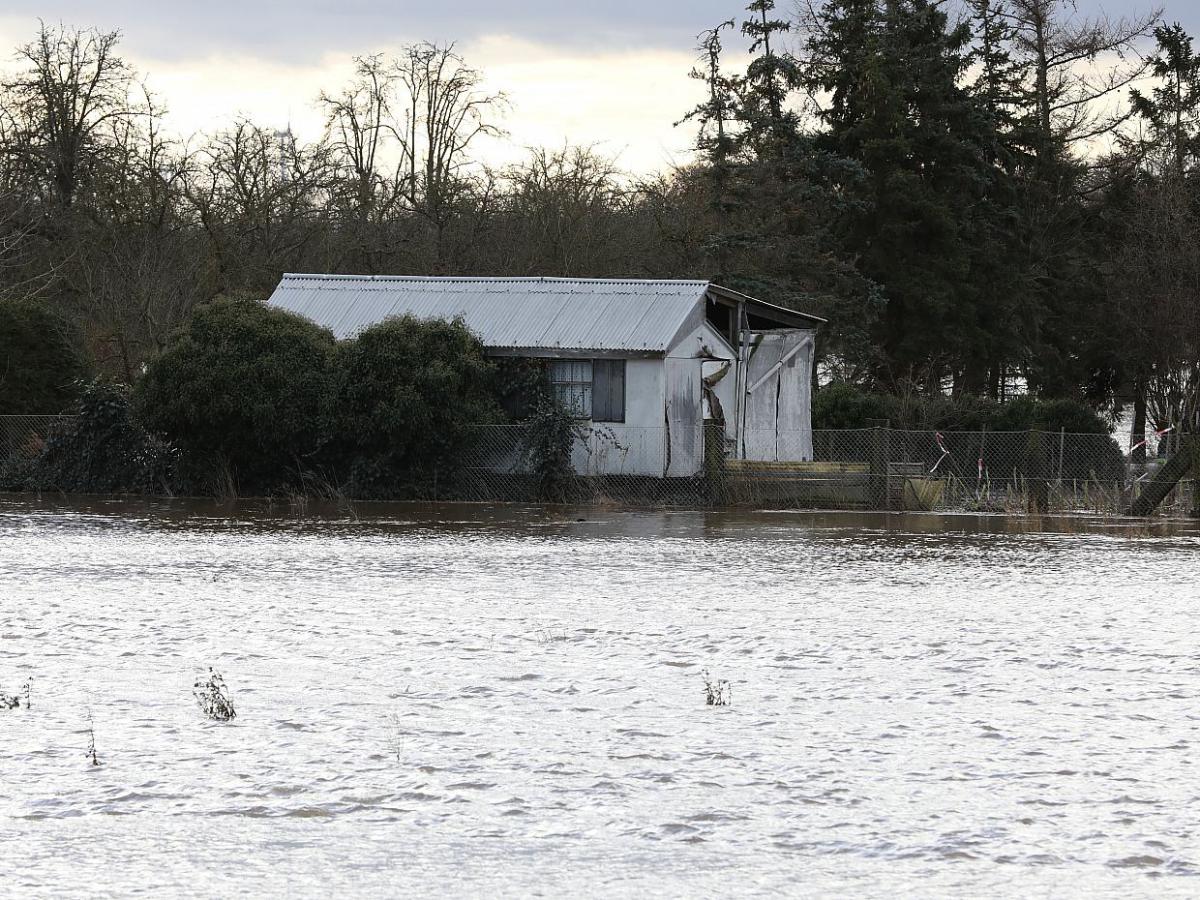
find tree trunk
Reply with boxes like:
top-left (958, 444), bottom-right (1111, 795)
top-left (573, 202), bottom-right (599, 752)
top-left (1130, 437), bottom-right (1197, 516)
top-left (1131, 376), bottom-right (1147, 464)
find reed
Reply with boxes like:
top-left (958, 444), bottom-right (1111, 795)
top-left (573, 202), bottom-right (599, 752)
top-left (85, 709), bottom-right (100, 766)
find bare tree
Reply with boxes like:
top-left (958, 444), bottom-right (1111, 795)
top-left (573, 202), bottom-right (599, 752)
top-left (319, 54), bottom-right (404, 224)
top-left (0, 24), bottom-right (141, 209)
top-left (0, 189), bottom-right (55, 302)
top-left (185, 121), bottom-right (335, 293)
top-left (496, 146), bottom-right (634, 275)
top-left (394, 43), bottom-right (506, 267)
top-left (1001, 0), bottom-right (1161, 162)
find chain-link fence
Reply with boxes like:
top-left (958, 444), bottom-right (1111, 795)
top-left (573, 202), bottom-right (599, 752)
top-left (3, 414), bottom-right (1196, 515)
top-left (453, 424), bottom-right (1196, 515)
top-left (0, 415), bottom-right (65, 480)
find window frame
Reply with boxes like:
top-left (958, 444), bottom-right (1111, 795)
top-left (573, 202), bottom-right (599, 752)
top-left (591, 359), bottom-right (626, 424)
top-left (547, 358), bottom-right (626, 423)
top-left (549, 359), bottom-right (593, 419)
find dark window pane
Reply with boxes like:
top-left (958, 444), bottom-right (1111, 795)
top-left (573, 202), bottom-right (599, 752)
top-left (593, 360), bottom-right (626, 423)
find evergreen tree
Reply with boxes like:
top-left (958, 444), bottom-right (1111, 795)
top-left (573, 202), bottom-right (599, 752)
top-left (682, 2), bottom-right (878, 381)
top-left (739, 0), bottom-right (803, 149)
top-left (807, 0), bottom-right (992, 387)
top-left (729, 1), bottom-right (878, 380)
top-left (959, 0), bottom-right (1039, 399)
top-left (1130, 24), bottom-right (1200, 179)
top-left (681, 20), bottom-right (739, 171)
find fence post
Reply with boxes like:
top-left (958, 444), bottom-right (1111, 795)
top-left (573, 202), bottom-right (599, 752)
top-left (703, 420), bottom-right (727, 505)
top-left (1190, 437), bottom-right (1200, 519)
top-left (977, 425), bottom-right (988, 498)
top-left (1027, 429), bottom-right (1049, 513)
top-left (1058, 427), bottom-right (1065, 484)
top-left (868, 419), bottom-right (890, 511)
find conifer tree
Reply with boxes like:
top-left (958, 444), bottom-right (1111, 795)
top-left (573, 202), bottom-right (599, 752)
top-left (1131, 24), bottom-right (1200, 179)
top-left (806, 0), bottom-right (991, 387)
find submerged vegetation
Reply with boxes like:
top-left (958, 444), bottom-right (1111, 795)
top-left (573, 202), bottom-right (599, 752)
top-left (1, 677), bottom-right (32, 710)
top-left (85, 709), bottom-right (100, 766)
top-left (194, 668), bottom-right (237, 722)
top-left (702, 669), bottom-right (733, 707)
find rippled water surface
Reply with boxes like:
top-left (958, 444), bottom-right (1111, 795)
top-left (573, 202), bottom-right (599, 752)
top-left (3, 497), bottom-right (1200, 897)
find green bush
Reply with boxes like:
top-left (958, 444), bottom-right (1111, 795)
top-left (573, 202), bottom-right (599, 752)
top-left (16, 379), bottom-right (176, 493)
top-left (330, 315), bottom-right (500, 497)
top-left (813, 382), bottom-right (1112, 434)
top-left (0, 298), bottom-right (89, 415)
top-left (988, 396), bottom-right (1111, 435)
top-left (134, 295), bottom-right (338, 493)
top-left (812, 382), bottom-right (892, 429)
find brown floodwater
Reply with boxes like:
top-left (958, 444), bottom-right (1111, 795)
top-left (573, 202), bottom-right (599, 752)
top-left (2, 495), bottom-right (1199, 897)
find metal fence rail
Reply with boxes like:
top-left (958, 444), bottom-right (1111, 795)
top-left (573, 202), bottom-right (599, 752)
top-left (453, 424), bottom-right (1195, 515)
top-left (3, 415), bottom-right (1195, 515)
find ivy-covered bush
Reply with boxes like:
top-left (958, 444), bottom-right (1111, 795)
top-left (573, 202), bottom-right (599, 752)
top-left (0, 297), bottom-right (89, 415)
top-left (330, 315), bottom-right (500, 497)
top-left (523, 395), bottom-right (582, 502)
top-left (12, 379), bottom-right (176, 493)
top-left (134, 295), bottom-right (338, 494)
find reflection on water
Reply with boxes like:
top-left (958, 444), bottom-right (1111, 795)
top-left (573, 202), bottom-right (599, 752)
top-left (2, 495), bottom-right (1199, 897)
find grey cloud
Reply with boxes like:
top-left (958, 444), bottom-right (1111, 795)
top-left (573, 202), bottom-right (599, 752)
top-left (5, 0), bottom-right (1194, 68)
top-left (5, 1), bottom-right (742, 63)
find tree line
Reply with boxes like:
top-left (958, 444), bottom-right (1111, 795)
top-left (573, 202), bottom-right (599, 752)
top-left (1, 1), bottom-right (1199, 457)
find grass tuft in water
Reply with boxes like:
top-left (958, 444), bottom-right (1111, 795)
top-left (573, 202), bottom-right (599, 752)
top-left (387, 712), bottom-right (405, 764)
top-left (85, 709), bottom-right (100, 766)
top-left (194, 668), bottom-right (237, 721)
top-left (701, 669), bottom-right (732, 707)
top-left (0, 676), bottom-right (30, 710)
top-left (533, 624), bottom-right (569, 645)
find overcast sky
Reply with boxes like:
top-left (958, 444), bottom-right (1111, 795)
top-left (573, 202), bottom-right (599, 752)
top-left (0, 1), bottom-right (1190, 173)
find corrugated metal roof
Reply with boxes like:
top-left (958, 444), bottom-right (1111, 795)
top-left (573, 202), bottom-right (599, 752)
top-left (266, 275), bottom-right (713, 353)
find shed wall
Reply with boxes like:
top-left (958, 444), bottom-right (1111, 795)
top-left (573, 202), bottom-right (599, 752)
top-left (572, 358), bottom-right (665, 476)
top-left (741, 330), bottom-right (815, 462)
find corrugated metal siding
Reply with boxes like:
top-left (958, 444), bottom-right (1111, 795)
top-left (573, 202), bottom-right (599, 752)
top-left (266, 275), bottom-right (712, 353)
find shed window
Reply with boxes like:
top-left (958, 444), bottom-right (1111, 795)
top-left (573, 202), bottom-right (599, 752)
top-left (550, 360), bottom-right (593, 417)
top-left (548, 359), bottom-right (626, 422)
top-left (592, 360), bottom-right (626, 423)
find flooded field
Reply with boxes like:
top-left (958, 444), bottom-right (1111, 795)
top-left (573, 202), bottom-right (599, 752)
top-left (2, 496), bottom-right (1199, 897)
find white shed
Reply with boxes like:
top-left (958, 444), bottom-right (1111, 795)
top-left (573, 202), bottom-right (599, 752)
top-left (266, 275), bottom-right (823, 477)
